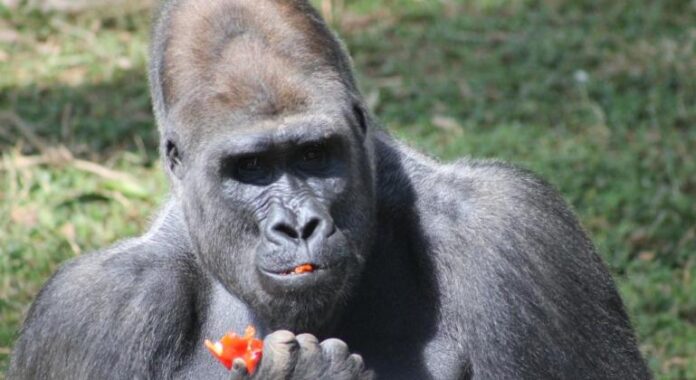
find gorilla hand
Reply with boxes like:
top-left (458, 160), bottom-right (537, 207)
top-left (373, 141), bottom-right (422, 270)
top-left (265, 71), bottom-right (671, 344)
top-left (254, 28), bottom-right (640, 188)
top-left (230, 331), bottom-right (373, 380)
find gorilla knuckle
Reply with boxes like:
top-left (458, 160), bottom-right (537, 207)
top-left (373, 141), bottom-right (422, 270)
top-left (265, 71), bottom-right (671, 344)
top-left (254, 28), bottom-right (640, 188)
top-left (266, 330), bottom-right (297, 345)
top-left (265, 330), bottom-right (300, 360)
top-left (348, 353), bottom-right (365, 370)
top-left (320, 338), bottom-right (350, 359)
top-left (296, 333), bottom-right (320, 347)
top-left (296, 333), bottom-right (322, 364)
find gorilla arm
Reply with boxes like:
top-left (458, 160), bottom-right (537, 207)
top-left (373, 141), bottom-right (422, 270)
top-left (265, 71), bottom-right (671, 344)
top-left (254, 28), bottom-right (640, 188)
top-left (414, 156), bottom-right (651, 379)
top-left (8, 243), bottom-right (201, 379)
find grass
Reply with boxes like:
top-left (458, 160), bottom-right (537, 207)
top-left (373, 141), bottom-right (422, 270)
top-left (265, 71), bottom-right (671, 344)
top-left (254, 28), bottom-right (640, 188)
top-left (1, 0), bottom-right (694, 378)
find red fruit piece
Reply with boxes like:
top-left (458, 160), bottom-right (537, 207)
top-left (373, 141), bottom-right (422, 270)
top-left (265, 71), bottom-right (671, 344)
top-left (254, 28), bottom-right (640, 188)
top-left (293, 264), bottom-right (315, 274)
top-left (205, 326), bottom-right (263, 374)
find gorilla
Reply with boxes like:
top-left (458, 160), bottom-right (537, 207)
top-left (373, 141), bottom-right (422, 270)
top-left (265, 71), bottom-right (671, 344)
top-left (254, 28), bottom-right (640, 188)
top-left (10, 0), bottom-right (651, 379)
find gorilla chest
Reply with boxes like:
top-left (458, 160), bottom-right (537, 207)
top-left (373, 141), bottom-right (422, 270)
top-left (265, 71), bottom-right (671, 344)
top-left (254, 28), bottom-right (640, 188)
top-left (338, 320), bottom-right (463, 379)
top-left (335, 287), bottom-right (462, 379)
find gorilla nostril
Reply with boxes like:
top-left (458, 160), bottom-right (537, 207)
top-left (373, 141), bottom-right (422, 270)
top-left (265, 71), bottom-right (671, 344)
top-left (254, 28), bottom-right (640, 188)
top-left (302, 218), bottom-right (320, 240)
top-left (273, 223), bottom-right (299, 239)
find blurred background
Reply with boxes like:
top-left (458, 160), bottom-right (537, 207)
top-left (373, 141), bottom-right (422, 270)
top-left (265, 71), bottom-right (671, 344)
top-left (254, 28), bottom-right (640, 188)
top-left (0, 0), bottom-right (694, 378)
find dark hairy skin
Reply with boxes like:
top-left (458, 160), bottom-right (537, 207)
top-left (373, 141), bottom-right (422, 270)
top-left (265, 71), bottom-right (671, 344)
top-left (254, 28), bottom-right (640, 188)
top-left (10, 1), bottom-right (651, 379)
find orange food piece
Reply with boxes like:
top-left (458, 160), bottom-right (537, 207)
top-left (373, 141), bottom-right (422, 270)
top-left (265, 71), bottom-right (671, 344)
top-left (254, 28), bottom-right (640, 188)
top-left (293, 264), bottom-right (315, 274)
top-left (204, 326), bottom-right (263, 374)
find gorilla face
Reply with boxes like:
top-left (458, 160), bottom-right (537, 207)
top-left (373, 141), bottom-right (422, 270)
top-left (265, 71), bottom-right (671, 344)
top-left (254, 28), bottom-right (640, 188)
top-left (172, 103), bottom-right (375, 332)
top-left (150, 0), bottom-right (377, 332)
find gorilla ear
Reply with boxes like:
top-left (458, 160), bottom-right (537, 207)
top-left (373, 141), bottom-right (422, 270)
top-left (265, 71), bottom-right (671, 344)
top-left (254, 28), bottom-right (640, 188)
top-left (352, 102), bottom-right (368, 136)
top-left (165, 139), bottom-right (184, 179)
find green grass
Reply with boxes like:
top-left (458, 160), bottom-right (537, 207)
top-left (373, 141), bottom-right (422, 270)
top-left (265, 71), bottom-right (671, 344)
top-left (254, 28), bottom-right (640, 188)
top-left (1, 1), bottom-right (695, 378)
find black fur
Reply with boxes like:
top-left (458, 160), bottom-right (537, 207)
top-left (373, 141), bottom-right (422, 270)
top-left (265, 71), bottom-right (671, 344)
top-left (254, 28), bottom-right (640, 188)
top-left (10, 1), bottom-right (650, 379)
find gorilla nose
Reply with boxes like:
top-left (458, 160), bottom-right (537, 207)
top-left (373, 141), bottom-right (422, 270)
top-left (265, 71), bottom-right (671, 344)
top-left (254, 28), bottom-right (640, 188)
top-left (265, 203), bottom-right (335, 246)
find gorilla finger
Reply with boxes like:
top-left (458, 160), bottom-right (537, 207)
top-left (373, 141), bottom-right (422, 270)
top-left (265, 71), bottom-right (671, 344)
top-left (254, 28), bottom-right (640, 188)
top-left (297, 334), bottom-right (324, 366)
top-left (320, 338), bottom-right (350, 362)
top-left (255, 330), bottom-right (299, 377)
top-left (229, 358), bottom-right (250, 380)
top-left (264, 330), bottom-right (298, 355)
top-left (296, 333), bottom-right (320, 352)
top-left (294, 333), bottom-right (325, 375)
top-left (329, 353), bottom-right (367, 378)
top-left (347, 353), bottom-right (366, 373)
top-left (297, 333), bottom-right (322, 361)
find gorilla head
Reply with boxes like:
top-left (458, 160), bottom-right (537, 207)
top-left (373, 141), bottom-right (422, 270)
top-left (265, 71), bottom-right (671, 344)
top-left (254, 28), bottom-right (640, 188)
top-left (150, 0), bottom-right (377, 333)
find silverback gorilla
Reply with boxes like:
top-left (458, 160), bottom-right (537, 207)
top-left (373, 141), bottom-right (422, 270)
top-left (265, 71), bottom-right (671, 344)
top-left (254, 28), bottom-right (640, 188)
top-left (11, 1), bottom-right (651, 379)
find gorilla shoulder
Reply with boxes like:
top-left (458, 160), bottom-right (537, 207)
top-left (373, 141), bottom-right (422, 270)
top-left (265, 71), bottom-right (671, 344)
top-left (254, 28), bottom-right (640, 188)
top-left (436, 157), bottom-right (608, 275)
top-left (411, 155), bottom-right (583, 243)
top-left (10, 238), bottom-right (200, 378)
top-left (400, 157), bottom-right (643, 377)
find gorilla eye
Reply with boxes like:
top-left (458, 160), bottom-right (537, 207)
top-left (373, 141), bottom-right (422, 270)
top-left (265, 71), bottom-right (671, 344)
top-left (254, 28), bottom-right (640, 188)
top-left (239, 156), bottom-right (261, 171)
top-left (302, 144), bottom-right (325, 162)
top-left (298, 143), bottom-right (329, 172)
top-left (234, 156), bottom-right (271, 183)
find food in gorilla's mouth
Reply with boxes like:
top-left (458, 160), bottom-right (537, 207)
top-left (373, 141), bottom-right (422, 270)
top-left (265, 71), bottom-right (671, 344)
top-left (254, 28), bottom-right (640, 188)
top-left (205, 326), bottom-right (263, 374)
top-left (280, 263), bottom-right (316, 275)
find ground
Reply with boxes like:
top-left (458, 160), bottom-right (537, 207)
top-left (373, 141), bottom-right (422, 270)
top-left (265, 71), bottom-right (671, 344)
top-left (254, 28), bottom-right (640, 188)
top-left (0, 1), bottom-right (694, 378)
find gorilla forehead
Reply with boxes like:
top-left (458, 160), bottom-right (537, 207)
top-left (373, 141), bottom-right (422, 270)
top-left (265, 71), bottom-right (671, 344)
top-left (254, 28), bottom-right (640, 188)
top-left (190, 112), bottom-right (356, 155)
top-left (162, 0), bottom-right (355, 121)
top-left (170, 101), bottom-right (359, 155)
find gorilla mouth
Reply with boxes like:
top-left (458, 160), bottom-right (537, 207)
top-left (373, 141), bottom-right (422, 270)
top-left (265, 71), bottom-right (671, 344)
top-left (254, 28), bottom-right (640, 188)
top-left (257, 261), bottom-right (341, 293)
top-left (281, 263), bottom-right (316, 276)
top-left (260, 263), bottom-right (319, 276)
